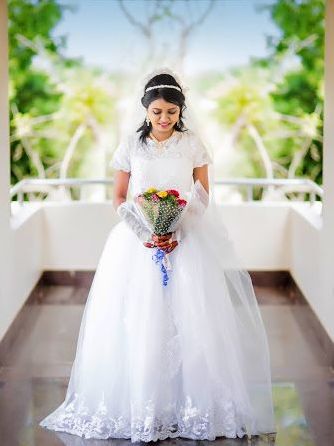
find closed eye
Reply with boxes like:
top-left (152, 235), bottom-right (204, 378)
top-left (153, 111), bottom-right (177, 115)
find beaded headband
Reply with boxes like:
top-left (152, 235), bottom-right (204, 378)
top-left (145, 84), bottom-right (182, 93)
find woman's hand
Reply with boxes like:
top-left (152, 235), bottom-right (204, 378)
top-left (143, 232), bottom-right (178, 253)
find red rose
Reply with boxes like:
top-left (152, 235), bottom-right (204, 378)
top-left (176, 198), bottom-right (187, 207)
top-left (167, 189), bottom-right (180, 198)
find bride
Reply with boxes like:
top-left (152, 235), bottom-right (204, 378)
top-left (39, 68), bottom-right (277, 442)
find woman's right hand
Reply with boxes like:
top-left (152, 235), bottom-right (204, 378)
top-left (143, 241), bottom-right (155, 248)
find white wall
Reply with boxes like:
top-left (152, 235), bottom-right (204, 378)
top-left (222, 202), bottom-right (291, 270)
top-left (40, 202), bottom-right (291, 270)
top-left (0, 208), bottom-right (44, 343)
top-left (290, 206), bottom-right (323, 316)
top-left (42, 202), bottom-right (117, 270)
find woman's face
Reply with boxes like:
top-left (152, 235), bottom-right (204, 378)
top-left (147, 98), bottom-right (180, 134)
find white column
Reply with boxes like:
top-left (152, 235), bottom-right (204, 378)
top-left (0, 0), bottom-right (11, 341)
top-left (320, 0), bottom-right (334, 341)
top-left (0, 0), bottom-right (9, 218)
top-left (0, 0), bottom-right (10, 235)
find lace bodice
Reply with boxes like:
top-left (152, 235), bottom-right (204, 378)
top-left (111, 129), bottom-right (212, 198)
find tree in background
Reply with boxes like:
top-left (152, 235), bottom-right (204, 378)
top-left (263, 0), bottom-right (324, 185)
top-left (200, 0), bottom-right (324, 199)
top-left (9, 0), bottom-right (66, 183)
top-left (118, 0), bottom-right (216, 73)
top-left (9, 0), bottom-right (120, 201)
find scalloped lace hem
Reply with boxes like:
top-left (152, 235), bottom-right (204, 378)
top-left (40, 424), bottom-right (252, 443)
top-left (39, 393), bottom-right (261, 443)
top-left (39, 418), bottom-right (250, 443)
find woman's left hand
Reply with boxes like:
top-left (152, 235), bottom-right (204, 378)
top-left (152, 233), bottom-right (178, 253)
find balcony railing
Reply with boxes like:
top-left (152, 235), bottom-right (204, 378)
top-left (10, 177), bottom-right (323, 205)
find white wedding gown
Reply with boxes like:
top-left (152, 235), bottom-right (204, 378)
top-left (39, 129), bottom-right (276, 442)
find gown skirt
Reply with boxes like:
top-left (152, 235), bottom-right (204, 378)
top-left (39, 198), bottom-right (276, 442)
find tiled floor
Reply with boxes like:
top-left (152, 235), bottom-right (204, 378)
top-left (0, 274), bottom-right (333, 446)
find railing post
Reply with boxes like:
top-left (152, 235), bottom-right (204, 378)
top-left (18, 190), bottom-right (24, 206)
top-left (246, 185), bottom-right (253, 201)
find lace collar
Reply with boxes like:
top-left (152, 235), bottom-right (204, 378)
top-left (145, 129), bottom-right (183, 149)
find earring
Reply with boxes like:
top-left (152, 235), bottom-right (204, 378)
top-left (146, 116), bottom-right (150, 126)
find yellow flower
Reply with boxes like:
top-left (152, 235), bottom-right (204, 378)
top-left (146, 187), bottom-right (158, 194)
top-left (157, 190), bottom-right (168, 198)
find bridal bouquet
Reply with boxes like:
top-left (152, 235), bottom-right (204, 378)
top-left (135, 187), bottom-right (187, 286)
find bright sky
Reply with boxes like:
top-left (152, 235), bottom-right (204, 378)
top-left (53, 0), bottom-right (280, 75)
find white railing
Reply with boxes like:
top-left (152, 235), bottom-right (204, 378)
top-left (10, 177), bottom-right (323, 205)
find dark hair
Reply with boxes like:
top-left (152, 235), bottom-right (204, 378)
top-left (136, 73), bottom-right (188, 144)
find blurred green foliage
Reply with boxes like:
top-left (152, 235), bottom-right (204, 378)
top-left (9, 0), bottom-right (65, 183)
top-left (199, 0), bottom-right (324, 191)
top-left (266, 0), bottom-right (324, 184)
top-left (9, 0), bottom-right (118, 189)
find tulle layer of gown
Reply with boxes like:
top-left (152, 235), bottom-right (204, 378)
top-left (39, 201), bottom-right (276, 442)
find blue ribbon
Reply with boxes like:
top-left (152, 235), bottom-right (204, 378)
top-left (152, 248), bottom-right (169, 286)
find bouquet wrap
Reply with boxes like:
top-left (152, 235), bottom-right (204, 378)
top-left (134, 187), bottom-right (187, 286)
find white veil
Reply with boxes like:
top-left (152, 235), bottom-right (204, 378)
top-left (113, 68), bottom-right (277, 437)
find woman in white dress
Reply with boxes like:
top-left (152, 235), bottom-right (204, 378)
top-left (39, 70), bottom-right (277, 442)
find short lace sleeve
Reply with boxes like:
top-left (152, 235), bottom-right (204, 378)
top-left (190, 132), bottom-right (213, 168)
top-left (111, 135), bottom-right (131, 172)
